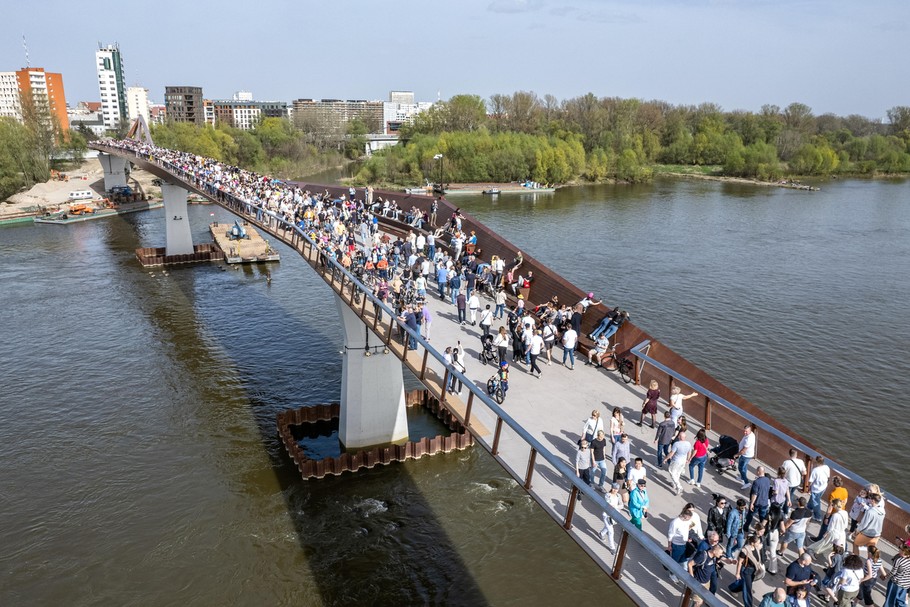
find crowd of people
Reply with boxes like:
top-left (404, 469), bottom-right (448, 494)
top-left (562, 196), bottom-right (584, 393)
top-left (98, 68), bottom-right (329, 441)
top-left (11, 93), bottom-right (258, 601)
top-left (99, 138), bottom-right (909, 607)
top-left (575, 403), bottom-right (909, 607)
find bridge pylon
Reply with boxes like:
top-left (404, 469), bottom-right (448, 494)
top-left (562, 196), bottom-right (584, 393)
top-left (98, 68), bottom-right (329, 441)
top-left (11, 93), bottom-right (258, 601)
top-left (161, 181), bottom-right (194, 256)
top-left (335, 294), bottom-right (409, 449)
top-left (98, 153), bottom-right (129, 191)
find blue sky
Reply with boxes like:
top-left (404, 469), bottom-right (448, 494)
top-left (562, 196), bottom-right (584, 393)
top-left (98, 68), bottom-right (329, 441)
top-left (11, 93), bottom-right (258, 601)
top-left (2, 0), bottom-right (907, 118)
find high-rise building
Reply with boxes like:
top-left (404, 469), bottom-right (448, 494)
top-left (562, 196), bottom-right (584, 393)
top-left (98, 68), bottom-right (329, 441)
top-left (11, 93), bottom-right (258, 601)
top-left (96, 44), bottom-right (127, 130)
top-left (233, 90), bottom-right (253, 102)
top-left (389, 91), bottom-right (415, 105)
top-left (164, 86), bottom-right (204, 125)
top-left (12, 67), bottom-right (69, 131)
top-left (0, 71), bottom-right (21, 120)
top-left (210, 99), bottom-right (288, 130)
top-left (292, 99), bottom-right (384, 136)
top-left (126, 86), bottom-right (150, 125)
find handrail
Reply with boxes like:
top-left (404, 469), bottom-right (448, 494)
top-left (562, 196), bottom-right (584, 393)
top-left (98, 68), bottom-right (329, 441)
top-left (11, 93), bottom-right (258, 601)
top-left (629, 339), bottom-right (910, 515)
top-left (91, 142), bottom-right (726, 607)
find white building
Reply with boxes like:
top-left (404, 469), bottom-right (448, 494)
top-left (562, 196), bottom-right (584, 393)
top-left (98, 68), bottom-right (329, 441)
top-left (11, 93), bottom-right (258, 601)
top-left (126, 86), bottom-right (150, 125)
top-left (389, 91), bottom-right (415, 105)
top-left (67, 108), bottom-right (107, 138)
top-left (233, 90), bottom-right (253, 101)
top-left (382, 100), bottom-right (434, 134)
top-left (96, 43), bottom-right (127, 130)
top-left (0, 72), bottom-right (21, 121)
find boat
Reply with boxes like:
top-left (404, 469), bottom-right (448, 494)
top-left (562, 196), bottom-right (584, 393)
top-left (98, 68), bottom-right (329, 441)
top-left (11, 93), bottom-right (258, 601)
top-left (482, 189), bottom-right (501, 195)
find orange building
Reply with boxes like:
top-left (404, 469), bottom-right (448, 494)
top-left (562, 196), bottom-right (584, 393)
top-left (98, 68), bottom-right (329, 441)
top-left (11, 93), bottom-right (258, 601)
top-left (15, 67), bottom-right (69, 132)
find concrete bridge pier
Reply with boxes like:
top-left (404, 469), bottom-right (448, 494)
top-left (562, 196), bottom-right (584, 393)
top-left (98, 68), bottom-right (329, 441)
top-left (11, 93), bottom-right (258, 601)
top-left (335, 295), bottom-right (409, 449)
top-left (98, 152), bottom-right (129, 191)
top-left (161, 181), bottom-right (194, 256)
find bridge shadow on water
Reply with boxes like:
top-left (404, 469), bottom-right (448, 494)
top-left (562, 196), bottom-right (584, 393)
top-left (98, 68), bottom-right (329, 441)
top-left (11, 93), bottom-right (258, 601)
top-left (106, 216), bottom-right (490, 606)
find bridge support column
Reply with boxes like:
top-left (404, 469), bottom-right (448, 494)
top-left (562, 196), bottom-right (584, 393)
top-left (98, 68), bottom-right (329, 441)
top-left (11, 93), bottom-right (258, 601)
top-left (98, 152), bottom-right (128, 191)
top-left (161, 181), bottom-right (194, 256)
top-left (335, 295), bottom-right (409, 449)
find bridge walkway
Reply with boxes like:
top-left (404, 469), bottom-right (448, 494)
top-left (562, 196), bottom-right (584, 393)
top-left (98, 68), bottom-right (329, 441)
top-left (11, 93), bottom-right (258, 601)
top-left (89, 142), bottom-right (907, 607)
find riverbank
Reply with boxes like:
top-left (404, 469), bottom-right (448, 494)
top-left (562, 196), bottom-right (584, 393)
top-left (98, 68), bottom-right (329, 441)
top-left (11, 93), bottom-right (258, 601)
top-left (0, 160), bottom-right (163, 222)
top-left (659, 171), bottom-right (821, 190)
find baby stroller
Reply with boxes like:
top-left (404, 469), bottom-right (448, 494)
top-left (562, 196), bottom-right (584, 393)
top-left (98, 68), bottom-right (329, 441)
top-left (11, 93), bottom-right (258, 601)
top-left (478, 334), bottom-right (497, 365)
top-left (709, 435), bottom-right (739, 474)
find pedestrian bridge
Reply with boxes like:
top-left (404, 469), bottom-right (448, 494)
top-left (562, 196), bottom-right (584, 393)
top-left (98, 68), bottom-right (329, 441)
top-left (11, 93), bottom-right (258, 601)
top-left (89, 138), bottom-right (910, 607)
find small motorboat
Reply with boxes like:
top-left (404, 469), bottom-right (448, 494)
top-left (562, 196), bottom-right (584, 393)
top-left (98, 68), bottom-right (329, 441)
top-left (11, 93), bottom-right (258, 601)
top-left (482, 188), bottom-right (501, 195)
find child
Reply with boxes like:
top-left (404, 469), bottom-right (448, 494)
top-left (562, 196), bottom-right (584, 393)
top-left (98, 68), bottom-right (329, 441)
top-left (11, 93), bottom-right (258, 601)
top-left (498, 360), bottom-right (509, 395)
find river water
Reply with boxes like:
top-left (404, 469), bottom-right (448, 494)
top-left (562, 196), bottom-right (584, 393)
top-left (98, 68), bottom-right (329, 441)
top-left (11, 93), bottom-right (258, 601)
top-left (1, 176), bottom-right (908, 606)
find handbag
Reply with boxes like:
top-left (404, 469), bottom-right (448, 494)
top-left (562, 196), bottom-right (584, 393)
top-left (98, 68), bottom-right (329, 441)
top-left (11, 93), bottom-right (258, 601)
top-left (748, 546), bottom-right (766, 582)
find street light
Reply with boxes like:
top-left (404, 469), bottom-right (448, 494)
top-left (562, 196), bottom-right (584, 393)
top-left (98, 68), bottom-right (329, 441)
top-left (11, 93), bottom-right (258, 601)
top-left (433, 153), bottom-right (443, 191)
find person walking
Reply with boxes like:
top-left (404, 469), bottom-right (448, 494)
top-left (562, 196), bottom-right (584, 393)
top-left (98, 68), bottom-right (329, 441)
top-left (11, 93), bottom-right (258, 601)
top-left (581, 410), bottom-right (604, 444)
top-left (688, 428), bottom-right (710, 488)
top-left (629, 479), bottom-right (649, 530)
top-left (654, 410), bottom-right (675, 468)
top-left (527, 329), bottom-right (544, 378)
top-left (467, 291), bottom-right (480, 325)
top-left (493, 286), bottom-right (506, 319)
top-left (738, 423), bottom-right (757, 489)
top-left (493, 326), bottom-right (510, 365)
top-left (807, 456), bottom-right (831, 522)
top-left (479, 304), bottom-right (494, 337)
top-left (852, 492), bottom-right (885, 554)
top-left (599, 482), bottom-right (623, 552)
top-left (591, 430), bottom-right (610, 491)
top-left (667, 507), bottom-right (698, 583)
top-left (730, 534), bottom-right (765, 607)
top-left (883, 545), bottom-right (910, 607)
top-left (456, 290), bottom-right (467, 325)
top-left (664, 430), bottom-right (693, 496)
top-left (640, 379), bottom-right (660, 428)
top-left (541, 318), bottom-right (558, 365)
top-left (806, 498), bottom-right (848, 561)
top-left (609, 407), bottom-right (625, 444)
top-left (561, 325), bottom-right (578, 369)
top-left (574, 439), bottom-right (594, 501)
top-left (781, 449), bottom-right (807, 511)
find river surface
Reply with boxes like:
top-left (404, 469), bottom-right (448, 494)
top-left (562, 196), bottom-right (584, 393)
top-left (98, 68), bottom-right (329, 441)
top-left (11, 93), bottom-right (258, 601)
top-left (1, 176), bottom-right (908, 605)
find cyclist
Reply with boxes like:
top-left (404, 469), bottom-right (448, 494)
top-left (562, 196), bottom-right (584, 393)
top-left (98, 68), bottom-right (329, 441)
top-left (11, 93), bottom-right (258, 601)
top-left (498, 361), bottom-right (510, 395)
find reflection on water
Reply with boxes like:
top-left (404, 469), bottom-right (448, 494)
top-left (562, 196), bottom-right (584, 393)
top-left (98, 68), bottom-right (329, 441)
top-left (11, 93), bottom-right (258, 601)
top-left (454, 177), bottom-right (910, 495)
top-left (0, 205), bottom-right (625, 606)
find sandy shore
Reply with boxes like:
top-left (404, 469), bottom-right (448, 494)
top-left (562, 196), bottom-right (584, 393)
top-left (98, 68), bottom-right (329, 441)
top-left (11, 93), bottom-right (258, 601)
top-left (1, 161), bottom-right (162, 218)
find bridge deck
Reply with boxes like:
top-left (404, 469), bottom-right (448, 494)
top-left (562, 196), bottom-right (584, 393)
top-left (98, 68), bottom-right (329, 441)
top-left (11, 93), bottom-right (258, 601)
top-left (90, 143), bottom-right (903, 607)
top-left (296, 226), bottom-right (897, 607)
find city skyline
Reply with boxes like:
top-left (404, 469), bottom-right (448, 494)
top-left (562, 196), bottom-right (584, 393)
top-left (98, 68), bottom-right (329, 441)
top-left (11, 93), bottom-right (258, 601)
top-left (2, 0), bottom-right (908, 120)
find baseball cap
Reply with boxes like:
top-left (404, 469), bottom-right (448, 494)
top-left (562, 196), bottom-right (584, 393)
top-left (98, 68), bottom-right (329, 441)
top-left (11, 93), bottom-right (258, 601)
top-left (611, 482), bottom-right (621, 490)
top-left (637, 479), bottom-right (647, 486)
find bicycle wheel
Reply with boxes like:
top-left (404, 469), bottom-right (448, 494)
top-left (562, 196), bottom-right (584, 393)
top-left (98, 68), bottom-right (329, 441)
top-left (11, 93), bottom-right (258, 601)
top-left (494, 388), bottom-right (505, 404)
top-left (487, 379), bottom-right (496, 395)
top-left (618, 359), bottom-right (634, 384)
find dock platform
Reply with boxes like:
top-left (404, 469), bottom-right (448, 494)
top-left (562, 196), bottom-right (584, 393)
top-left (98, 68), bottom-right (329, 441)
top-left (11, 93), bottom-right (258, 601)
top-left (209, 222), bottom-right (280, 264)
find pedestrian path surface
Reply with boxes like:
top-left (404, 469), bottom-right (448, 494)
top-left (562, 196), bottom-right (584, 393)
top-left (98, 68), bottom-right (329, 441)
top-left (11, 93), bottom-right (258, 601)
top-left (408, 287), bottom-right (894, 607)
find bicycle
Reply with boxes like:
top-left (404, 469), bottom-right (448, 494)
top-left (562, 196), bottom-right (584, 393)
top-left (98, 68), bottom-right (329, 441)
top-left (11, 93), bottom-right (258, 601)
top-left (596, 344), bottom-right (635, 384)
top-left (486, 374), bottom-right (506, 404)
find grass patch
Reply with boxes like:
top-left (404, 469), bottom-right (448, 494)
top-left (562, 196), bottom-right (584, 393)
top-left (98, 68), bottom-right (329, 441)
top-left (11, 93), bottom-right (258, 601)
top-left (651, 164), bottom-right (723, 176)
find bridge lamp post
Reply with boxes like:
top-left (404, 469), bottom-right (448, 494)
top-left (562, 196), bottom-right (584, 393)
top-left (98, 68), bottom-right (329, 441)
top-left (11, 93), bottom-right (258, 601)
top-left (433, 153), bottom-right (443, 186)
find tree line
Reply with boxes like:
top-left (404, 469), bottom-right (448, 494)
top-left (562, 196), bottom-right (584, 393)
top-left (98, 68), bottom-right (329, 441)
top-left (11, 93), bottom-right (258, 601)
top-left (0, 97), bottom-right (88, 201)
top-left (356, 93), bottom-right (910, 186)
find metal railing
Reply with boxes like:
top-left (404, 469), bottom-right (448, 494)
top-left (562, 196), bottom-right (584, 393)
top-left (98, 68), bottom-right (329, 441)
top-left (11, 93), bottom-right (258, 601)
top-left (93, 142), bottom-right (727, 607)
top-left (629, 339), bottom-right (910, 521)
